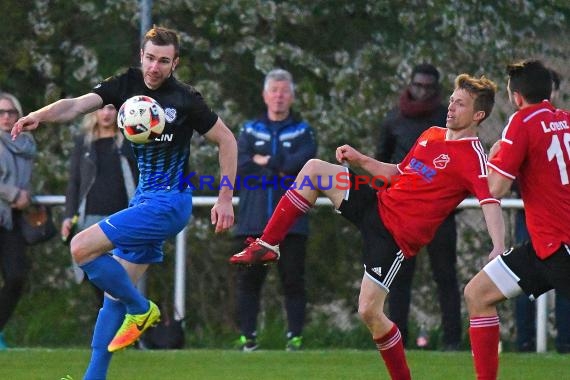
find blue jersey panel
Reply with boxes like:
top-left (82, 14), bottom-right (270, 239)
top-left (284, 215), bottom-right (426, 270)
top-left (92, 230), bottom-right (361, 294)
top-left (98, 189), bottom-right (193, 264)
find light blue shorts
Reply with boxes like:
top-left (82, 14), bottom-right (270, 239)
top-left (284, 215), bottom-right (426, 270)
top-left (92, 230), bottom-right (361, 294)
top-left (98, 189), bottom-right (193, 264)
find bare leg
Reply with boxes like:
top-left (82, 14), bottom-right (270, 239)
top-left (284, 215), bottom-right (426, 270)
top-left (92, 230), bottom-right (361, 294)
top-left (464, 270), bottom-right (505, 317)
top-left (230, 159), bottom-right (351, 260)
top-left (359, 276), bottom-right (411, 380)
top-left (116, 256), bottom-right (149, 285)
top-left (291, 159), bottom-right (348, 208)
top-left (70, 224), bottom-right (114, 265)
top-left (70, 223), bottom-right (149, 313)
top-left (358, 275), bottom-right (392, 338)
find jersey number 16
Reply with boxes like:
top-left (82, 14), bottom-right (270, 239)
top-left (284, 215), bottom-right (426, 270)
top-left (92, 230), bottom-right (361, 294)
top-left (547, 133), bottom-right (570, 185)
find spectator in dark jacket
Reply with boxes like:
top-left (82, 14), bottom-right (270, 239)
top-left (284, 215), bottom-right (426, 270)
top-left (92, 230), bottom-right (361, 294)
top-left (376, 63), bottom-right (462, 351)
top-left (233, 69), bottom-right (317, 351)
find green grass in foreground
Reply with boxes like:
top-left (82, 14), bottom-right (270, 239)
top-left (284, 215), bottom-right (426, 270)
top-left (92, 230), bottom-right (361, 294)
top-left (0, 348), bottom-right (569, 380)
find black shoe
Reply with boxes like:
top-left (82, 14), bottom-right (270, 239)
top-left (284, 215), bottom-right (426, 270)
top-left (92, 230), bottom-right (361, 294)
top-left (518, 341), bottom-right (535, 352)
top-left (238, 335), bottom-right (258, 352)
top-left (517, 342), bottom-right (536, 352)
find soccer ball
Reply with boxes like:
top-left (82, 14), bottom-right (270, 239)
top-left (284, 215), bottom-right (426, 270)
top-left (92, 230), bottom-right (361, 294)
top-left (117, 95), bottom-right (166, 144)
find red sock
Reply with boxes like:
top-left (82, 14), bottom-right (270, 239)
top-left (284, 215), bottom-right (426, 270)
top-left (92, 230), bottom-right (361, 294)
top-left (374, 324), bottom-right (411, 380)
top-left (469, 316), bottom-right (500, 380)
top-left (261, 190), bottom-right (312, 245)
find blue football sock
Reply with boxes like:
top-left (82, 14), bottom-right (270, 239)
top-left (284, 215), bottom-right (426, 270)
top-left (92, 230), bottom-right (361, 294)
top-left (80, 254), bottom-right (148, 314)
top-left (84, 297), bottom-right (125, 380)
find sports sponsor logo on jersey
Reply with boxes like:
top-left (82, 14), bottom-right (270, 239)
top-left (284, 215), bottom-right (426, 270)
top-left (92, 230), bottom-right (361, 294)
top-left (409, 158), bottom-right (437, 182)
top-left (155, 133), bottom-right (174, 142)
top-left (164, 107), bottom-right (177, 123)
top-left (433, 154), bottom-right (450, 169)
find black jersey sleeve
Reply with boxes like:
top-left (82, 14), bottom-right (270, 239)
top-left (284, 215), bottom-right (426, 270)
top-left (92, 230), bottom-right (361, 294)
top-left (186, 89), bottom-right (219, 135)
top-left (91, 69), bottom-right (143, 110)
top-left (91, 76), bottom-right (123, 110)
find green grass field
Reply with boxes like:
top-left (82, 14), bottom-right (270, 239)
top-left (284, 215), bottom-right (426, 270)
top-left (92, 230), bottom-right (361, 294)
top-left (0, 348), bottom-right (568, 379)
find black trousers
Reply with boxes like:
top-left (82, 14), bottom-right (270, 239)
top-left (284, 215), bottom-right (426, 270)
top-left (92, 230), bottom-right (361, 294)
top-left (235, 234), bottom-right (307, 339)
top-left (513, 209), bottom-right (570, 352)
top-left (0, 212), bottom-right (29, 331)
top-left (387, 214), bottom-right (461, 347)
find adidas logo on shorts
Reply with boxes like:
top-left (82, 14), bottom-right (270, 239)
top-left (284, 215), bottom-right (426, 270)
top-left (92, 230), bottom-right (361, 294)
top-left (371, 267), bottom-right (382, 277)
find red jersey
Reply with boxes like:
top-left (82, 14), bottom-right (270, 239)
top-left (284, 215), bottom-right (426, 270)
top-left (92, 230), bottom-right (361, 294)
top-left (379, 127), bottom-right (499, 258)
top-left (488, 101), bottom-right (570, 259)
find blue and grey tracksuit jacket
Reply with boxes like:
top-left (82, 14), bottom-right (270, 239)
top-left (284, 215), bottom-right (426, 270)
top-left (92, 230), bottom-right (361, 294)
top-left (233, 113), bottom-right (317, 237)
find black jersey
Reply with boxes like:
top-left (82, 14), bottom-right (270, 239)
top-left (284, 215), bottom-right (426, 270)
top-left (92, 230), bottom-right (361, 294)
top-left (92, 68), bottom-right (218, 192)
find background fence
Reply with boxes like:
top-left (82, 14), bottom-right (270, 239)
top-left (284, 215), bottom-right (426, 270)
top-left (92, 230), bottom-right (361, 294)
top-left (24, 195), bottom-right (555, 353)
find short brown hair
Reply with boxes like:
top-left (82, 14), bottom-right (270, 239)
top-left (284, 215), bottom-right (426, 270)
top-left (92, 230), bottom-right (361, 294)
top-left (507, 59), bottom-right (551, 103)
top-left (142, 26), bottom-right (180, 58)
top-left (454, 74), bottom-right (497, 124)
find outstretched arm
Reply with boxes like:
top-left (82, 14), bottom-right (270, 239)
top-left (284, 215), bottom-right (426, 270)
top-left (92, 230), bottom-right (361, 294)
top-left (204, 117), bottom-right (238, 233)
top-left (481, 202), bottom-right (506, 260)
top-left (12, 93), bottom-right (103, 139)
top-left (336, 144), bottom-right (399, 178)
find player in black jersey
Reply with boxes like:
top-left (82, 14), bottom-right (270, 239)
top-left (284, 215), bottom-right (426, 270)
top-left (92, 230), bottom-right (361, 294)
top-left (12, 26), bottom-right (237, 379)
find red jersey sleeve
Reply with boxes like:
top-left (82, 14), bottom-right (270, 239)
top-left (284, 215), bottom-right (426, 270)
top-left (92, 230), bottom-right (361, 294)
top-left (462, 142), bottom-right (500, 206)
top-left (488, 111), bottom-right (529, 180)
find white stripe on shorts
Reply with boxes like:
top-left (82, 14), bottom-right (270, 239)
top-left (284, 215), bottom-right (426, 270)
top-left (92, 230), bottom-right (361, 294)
top-left (483, 255), bottom-right (523, 299)
top-left (365, 250), bottom-right (405, 292)
top-left (384, 250), bottom-right (405, 288)
top-left (334, 167), bottom-right (351, 214)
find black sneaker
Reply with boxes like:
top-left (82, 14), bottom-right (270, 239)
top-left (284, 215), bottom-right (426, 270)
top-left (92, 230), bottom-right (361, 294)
top-left (238, 335), bottom-right (258, 352)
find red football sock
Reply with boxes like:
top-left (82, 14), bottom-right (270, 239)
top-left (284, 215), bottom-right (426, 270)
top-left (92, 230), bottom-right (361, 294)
top-left (260, 189), bottom-right (312, 245)
top-left (374, 324), bottom-right (411, 380)
top-left (469, 316), bottom-right (500, 380)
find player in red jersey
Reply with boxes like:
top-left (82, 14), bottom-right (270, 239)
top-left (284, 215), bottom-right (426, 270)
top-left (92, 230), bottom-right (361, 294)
top-left (230, 74), bottom-right (505, 380)
top-left (465, 59), bottom-right (570, 379)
